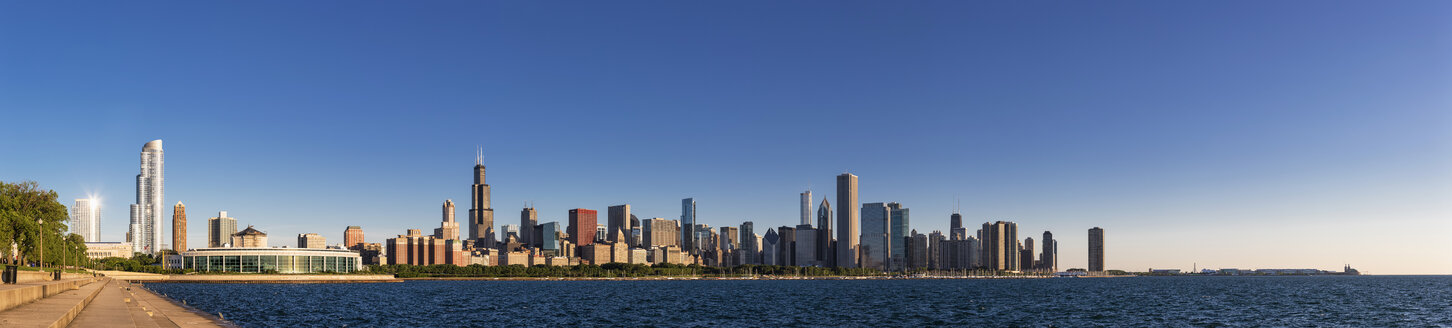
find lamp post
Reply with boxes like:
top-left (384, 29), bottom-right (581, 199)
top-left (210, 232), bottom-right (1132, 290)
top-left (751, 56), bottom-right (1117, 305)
top-left (36, 218), bottom-right (42, 271)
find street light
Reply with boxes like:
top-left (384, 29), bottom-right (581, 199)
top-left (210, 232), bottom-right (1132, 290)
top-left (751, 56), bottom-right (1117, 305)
top-left (35, 218), bottom-right (42, 272)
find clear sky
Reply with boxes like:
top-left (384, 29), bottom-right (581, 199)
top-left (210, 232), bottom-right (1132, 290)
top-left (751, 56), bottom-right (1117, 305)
top-left (2, 1), bottom-right (1448, 274)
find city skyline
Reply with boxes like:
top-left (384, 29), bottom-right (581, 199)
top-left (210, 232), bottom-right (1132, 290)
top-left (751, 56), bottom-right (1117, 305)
top-left (1, 2), bottom-right (1448, 274)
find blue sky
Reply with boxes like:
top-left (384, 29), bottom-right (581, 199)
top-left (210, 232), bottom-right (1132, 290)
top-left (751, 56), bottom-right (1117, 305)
top-left (2, 1), bottom-right (1448, 273)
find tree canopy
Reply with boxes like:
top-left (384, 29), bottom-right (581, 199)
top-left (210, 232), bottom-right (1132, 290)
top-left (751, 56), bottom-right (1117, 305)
top-left (0, 181), bottom-right (87, 268)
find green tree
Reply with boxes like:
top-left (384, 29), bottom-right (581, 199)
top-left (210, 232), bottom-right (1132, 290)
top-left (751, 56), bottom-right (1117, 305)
top-left (0, 181), bottom-right (75, 267)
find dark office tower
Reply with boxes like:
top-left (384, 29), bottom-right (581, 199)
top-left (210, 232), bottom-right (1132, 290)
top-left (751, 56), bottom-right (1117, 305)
top-left (607, 204), bottom-right (632, 244)
top-left (1021, 237), bottom-right (1036, 271)
top-left (568, 209), bottom-right (598, 247)
top-left (469, 148), bottom-right (496, 248)
top-left (950, 213), bottom-right (962, 236)
top-left (1089, 227), bottom-right (1105, 272)
top-left (1040, 231), bottom-right (1056, 272)
top-left (888, 203), bottom-right (908, 271)
top-left (681, 198), bottom-right (696, 254)
top-left (816, 199), bottom-right (833, 266)
top-left (836, 173), bottom-right (859, 268)
top-left (520, 207), bottom-right (537, 248)
top-left (978, 221), bottom-right (1019, 271)
top-left (782, 225), bottom-right (801, 266)
top-left (740, 221), bottom-right (756, 264)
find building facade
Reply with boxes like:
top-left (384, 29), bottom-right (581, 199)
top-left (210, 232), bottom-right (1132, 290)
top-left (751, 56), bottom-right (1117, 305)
top-left (436, 199), bottom-right (460, 241)
top-left (643, 218), bottom-right (678, 248)
top-left (681, 198), bottom-right (696, 254)
top-left (298, 233), bottom-right (326, 248)
top-left (836, 173), bottom-right (859, 268)
top-left (859, 202), bottom-right (890, 270)
top-left (888, 203), bottom-right (909, 271)
top-left (520, 207), bottom-right (537, 247)
top-left (816, 199), bottom-right (833, 267)
top-left (800, 190), bottom-right (812, 225)
top-left (232, 226), bottom-right (268, 248)
top-left (1089, 227), bottom-right (1105, 272)
top-left (978, 221), bottom-right (1019, 271)
top-left (208, 211), bottom-right (237, 248)
top-left (607, 204), bottom-right (632, 245)
top-left (344, 226), bottom-right (364, 250)
top-left (569, 209), bottom-right (597, 248)
top-left (469, 148), bottom-right (495, 248)
top-left (180, 248), bottom-right (362, 273)
top-left (129, 139), bottom-right (165, 254)
top-left (69, 198), bottom-right (100, 243)
top-left (172, 202), bottom-right (186, 251)
top-left (84, 242), bottom-right (132, 259)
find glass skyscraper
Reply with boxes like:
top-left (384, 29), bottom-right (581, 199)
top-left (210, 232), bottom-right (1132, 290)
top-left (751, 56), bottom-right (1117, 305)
top-left (130, 139), bottom-right (164, 254)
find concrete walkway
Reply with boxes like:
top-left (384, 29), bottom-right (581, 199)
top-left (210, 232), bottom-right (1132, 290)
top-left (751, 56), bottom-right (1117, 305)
top-left (0, 277), bottom-right (229, 328)
top-left (0, 277), bottom-right (105, 327)
top-left (69, 279), bottom-right (229, 328)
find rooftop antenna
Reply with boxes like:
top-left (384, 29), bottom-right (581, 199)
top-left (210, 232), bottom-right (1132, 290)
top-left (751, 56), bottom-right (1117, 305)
top-left (475, 146), bottom-right (484, 165)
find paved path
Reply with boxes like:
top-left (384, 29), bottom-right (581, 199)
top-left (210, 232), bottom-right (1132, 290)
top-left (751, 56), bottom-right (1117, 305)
top-left (69, 279), bottom-right (228, 328)
top-left (0, 277), bottom-right (229, 328)
top-left (0, 277), bottom-right (104, 327)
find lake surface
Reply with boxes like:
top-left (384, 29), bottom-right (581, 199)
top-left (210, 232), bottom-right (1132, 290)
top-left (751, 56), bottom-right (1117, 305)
top-left (143, 276), bottom-right (1452, 327)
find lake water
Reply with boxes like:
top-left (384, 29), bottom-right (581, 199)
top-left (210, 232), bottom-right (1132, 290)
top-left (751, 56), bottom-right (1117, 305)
top-left (143, 276), bottom-right (1452, 327)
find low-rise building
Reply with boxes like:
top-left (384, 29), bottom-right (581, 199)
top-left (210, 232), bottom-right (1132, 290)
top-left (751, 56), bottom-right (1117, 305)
top-left (179, 247), bottom-right (363, 273)
top-left (84, 242), bottom-right (133, 259)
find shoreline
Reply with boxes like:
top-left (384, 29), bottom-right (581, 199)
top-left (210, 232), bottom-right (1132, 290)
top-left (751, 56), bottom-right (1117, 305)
top-left (401, 275), bottom-right (1070, 281)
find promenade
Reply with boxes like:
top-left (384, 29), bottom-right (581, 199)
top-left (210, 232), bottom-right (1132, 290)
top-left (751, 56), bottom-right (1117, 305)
top-left (0, 275), bottom-right (231, 328)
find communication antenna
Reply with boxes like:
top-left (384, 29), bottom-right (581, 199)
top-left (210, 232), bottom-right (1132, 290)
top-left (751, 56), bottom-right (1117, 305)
top-left (475, 146), bottom-right (484, 165)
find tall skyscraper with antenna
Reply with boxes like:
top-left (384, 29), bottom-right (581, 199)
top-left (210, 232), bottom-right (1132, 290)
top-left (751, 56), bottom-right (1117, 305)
top-left (469, 147), bottom-right (495, 248)
top-left (129, 139), bottom-right (164, 254)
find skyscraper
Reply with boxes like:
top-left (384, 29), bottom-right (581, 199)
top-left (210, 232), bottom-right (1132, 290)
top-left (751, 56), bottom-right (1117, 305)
top-left (815, 199), bottom-right (833, 266)
top-left (950, 213), bottom-right (962, 234)
top-left (719, 226), bottom-right (739, 251)
top-left (129, 139), bottom-right (164, 254)
top-left (607, 204), bottom-right (632, 245)
top-left (344, 226), bottom-right (364, 249)
top-left (1021, 237), bottom-right (1036, 271)
top-left (1041, 231), bottom-right (1057, 272)
top-left (520, 206), bottom-right (537, 248)
top-left (436, 199), bottom-right (460, 241)
top-left (172, 202), bottom-right (186, 252)
top-left (208, 211), bottom-right (237, 248)
top-left (469, 148), bottom-right (495, 248)
top-left (762, 228), bottom-right (779, 266)
top-left (681, 198), bottom-right (696, 254)
top-left (740, 221), bottom-right (756, 264)
top-left (978, 221), bottom-right (1019, 271)
top-left (69, 198), bottom-right (100, 242)
top-left (888, 203), bottom-right (909, 271)
top-left (860, 202), bottom-right (890, 270)
top-left (1089, 227), bottom-right (1105, 272)
top-left (949, 213), bottom-right (965, 240)
top-left (800, 190), bottom-right (812, 226)
top-left (836, 173), bottom-right (859, 268)
top-left (643, 218), bottom-right (678, 248)
top-left (298, 233), bottom-right (326, 248)
top-left (568, 209), bottom-right (597, 247)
